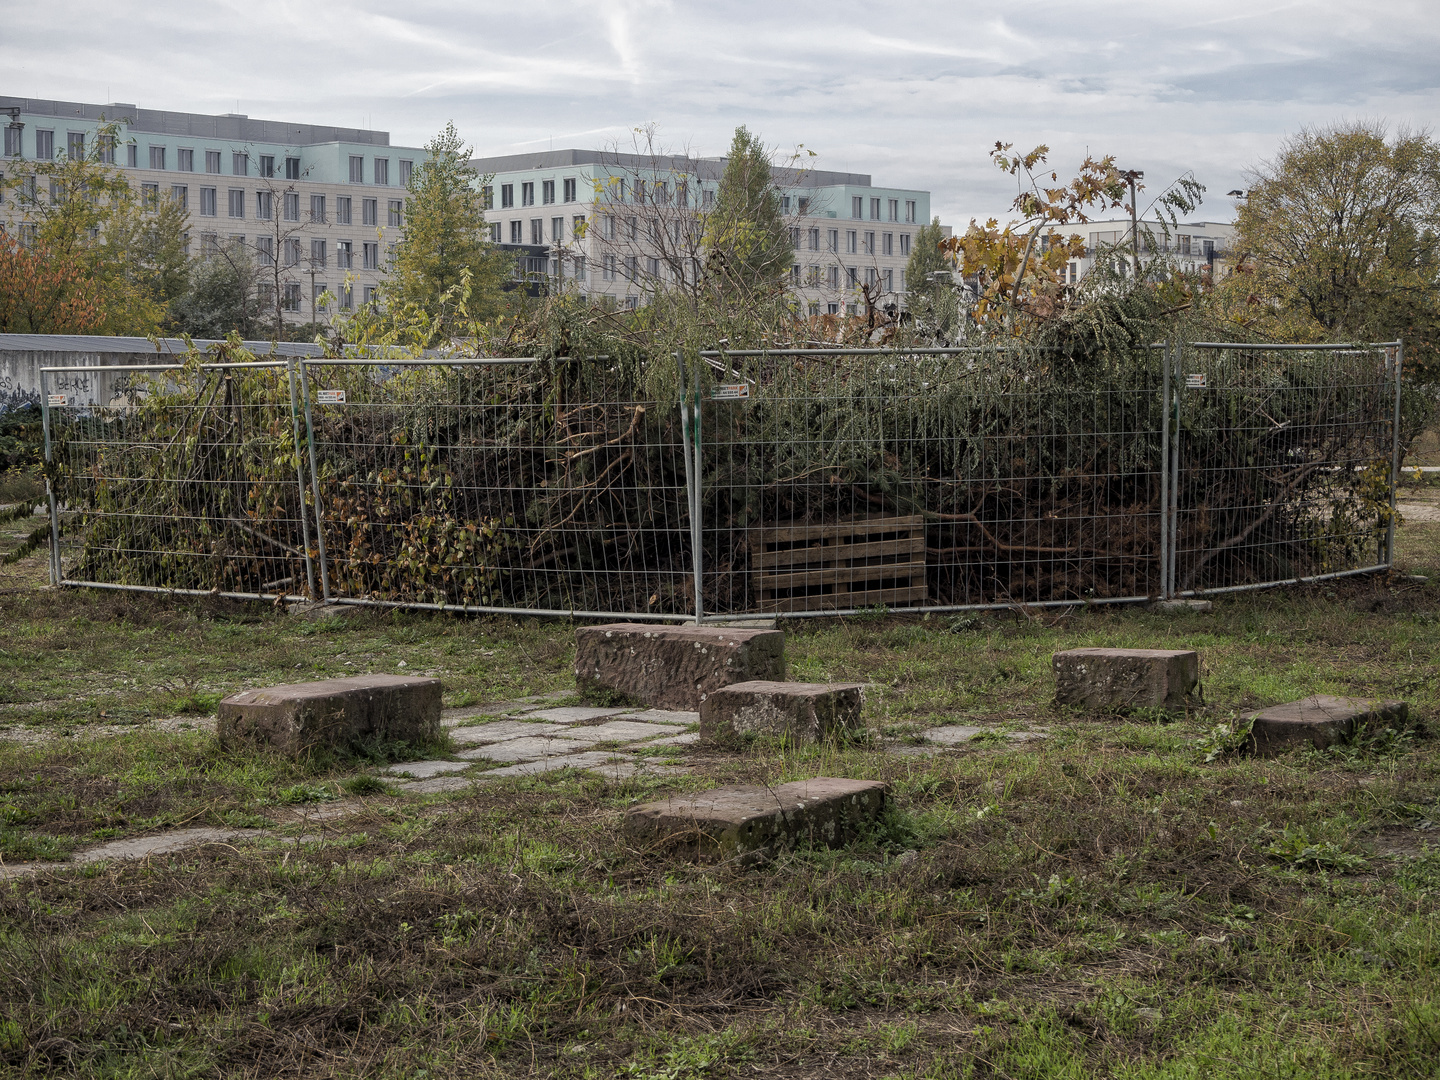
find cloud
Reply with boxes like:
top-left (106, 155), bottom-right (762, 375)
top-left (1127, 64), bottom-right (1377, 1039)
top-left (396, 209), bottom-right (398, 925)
top-left (4, 0), bottom-right (1438, 225)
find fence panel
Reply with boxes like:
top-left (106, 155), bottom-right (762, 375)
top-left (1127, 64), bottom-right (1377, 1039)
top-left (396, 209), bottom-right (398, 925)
top-left (1170, 343), bottom-right (1400, 596)
top-left (42, 361), bottom-right (315, 601)
top-left (298, 358), bottom-right (695, 619)
top-left (693, 347), bottom-right (1167, 617)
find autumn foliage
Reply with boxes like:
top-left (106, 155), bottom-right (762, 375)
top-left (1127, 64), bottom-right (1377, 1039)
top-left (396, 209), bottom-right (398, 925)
top-left (0, 235), bottom-right (106, 334)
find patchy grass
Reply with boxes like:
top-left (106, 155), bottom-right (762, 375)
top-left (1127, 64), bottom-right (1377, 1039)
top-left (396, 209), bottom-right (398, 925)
top-left (1, 532), bottom-right (1439, 1075)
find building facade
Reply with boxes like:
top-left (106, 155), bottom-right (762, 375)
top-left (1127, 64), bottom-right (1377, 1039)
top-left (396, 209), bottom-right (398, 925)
top-left (0, 96), bottom-right (427, 323)
top-left (1052, 218), bottom-right (1237, 285)
top-left (470, 149), bottom-right (934, 314)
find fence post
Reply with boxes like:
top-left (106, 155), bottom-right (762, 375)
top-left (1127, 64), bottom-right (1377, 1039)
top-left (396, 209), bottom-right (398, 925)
top-left (675, 350), bottom-right (704, 625)
top-left (1168, 340), bottom-right (1183, 595)
top-left (39, 369), bottom-right (61, 587)
top-left (296, 360), bottom-right (332, 602)
top-left (1387, 339), bottom-right (1404, 568)
top-left (284, 359), bottom-right (318, 600)
top-left (1159, 342), bottom-right (1172, 600)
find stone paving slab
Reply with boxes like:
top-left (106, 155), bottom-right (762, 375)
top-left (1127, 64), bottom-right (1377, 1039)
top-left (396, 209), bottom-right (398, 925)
top-left (560, 719), bottom-right (688, 742)
top-left (455, 737), bottom-right (580, 762)
top-left (404, 775), bottom-right (487, 794)
top-left (481, 751), bottom-right (634, 777)
top-left (520, 706), bottom-right (632, 723)
top-left (449, 720), bottom-right (575, 744)
top-left (0, 827), bottom-right (263, 879)
top-left (624, 731), bottom-right (700, 748)
top-left (382, 759), bottom-right (471, 779)
top-left (922, 725), bottom-right (987, 745)
top-left (588, 759), bottom-right (693, 779)
top-left (612, 709), bottom-right (700, 726)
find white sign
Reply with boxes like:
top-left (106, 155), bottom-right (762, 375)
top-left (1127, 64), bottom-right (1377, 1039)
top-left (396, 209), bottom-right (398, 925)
top-left (316, 390), bottom-right (347, 404)
top-left (1185, 373), bottom-right (1207, 389)
top-left (47, 394), bottom-right (67, 407)
top-left (712, 384), bottom-right (750, 400)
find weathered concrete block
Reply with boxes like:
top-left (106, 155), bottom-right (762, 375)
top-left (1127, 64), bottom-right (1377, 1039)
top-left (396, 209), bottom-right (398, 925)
top-left (574, 623), bottom-right (785, 710)
top-left (700, 680), bottom-right (865, 745)
top-left (1053, 647), bottom-right (1199, 710)
top-left (625, 777), bottom-right (887, 859)
top-left (218, 674), bottom-right (442, 756)
top-left (1248, 695), bottom-right (1409, 756)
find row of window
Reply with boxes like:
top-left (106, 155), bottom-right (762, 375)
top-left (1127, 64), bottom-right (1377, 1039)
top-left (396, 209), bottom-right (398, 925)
top-left (194, 232), bottom-right (384, 271)
top-left (489, 214), bottom-right (588, 246)
top-left (139, 184), bottom-right (404, 226)
top-left (852, 196), bottom-right (918, 223)
top-left (790, 265), bottom-right (904, 291)
top-left (790, 227), bottom-right (912, 256)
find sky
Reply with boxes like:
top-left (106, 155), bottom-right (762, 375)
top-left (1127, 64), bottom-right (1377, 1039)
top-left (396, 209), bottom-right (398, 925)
top-left (6, 1), bottom-right (1439, 229)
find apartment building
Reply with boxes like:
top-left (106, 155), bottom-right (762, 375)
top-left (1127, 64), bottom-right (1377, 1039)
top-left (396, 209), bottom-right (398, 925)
top-left (470, 149), bottom-right (933, 313)
top-left (0, 96), bottom-right (426, 322)
top-left (1049, 218), bottom-right (1237, 286)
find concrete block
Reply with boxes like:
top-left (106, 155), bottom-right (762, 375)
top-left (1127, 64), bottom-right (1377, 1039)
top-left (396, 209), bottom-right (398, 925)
top-left (625, 777), bottom-right (887, 859)
top-left (1248, 695), bottom-right (1409, 756)
top-left (699, 680), bottom-right (865, 745)
top-left (1149, 599), bottom-right (1213, 614)
top-left (217, 674), bottom-right (442, 756)
top-left (1053, 647), bottom-right (1199, 710)
top-left (574, 624), bottom-right (785, 709)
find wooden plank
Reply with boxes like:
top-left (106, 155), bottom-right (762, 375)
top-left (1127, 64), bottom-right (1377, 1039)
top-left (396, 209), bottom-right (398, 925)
top-left (750, 536), bottom-right (925, 570)
top-left (759, 560), bottom-right (927, 591)
top-left (756, 585), bottom-right (930, 613)
top-left (756, 515), bottom-right (924, 544)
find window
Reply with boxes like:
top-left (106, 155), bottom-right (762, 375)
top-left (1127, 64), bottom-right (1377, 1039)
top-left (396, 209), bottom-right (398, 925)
top-left (870, 198), bottom-right (881, 220)
top-left (789, 227), bottom-right (800, 248)
top-left (284, 192), bottom-right (299, 221)
top-left (604, 215), bottom-right (616, 240)
top-left (542, 179), bottom-right (555, 205)
top-left (96, 134), bottom-right (115, 163)
top-left (627, 216), bottom-right (637, 240)
top-left (232, 152), bottom-right (248, 176)
top-left (259, 154), bottom-right (274, 178)
top-left (362, 198), bottom-right (377, 226)
top-left (501, 183), bottom-right (513, 208)
top-left (888, 198), bottom-right (899, 222)
top-left (573, 255), bottom-right (585, 280)
top-left (603, 254), bottom-right (616, 281)
top-left (1178, 234), bottom-right (1191, 255)
top-left (883, 232), bottom-right (893, 256)
top-left (140, 182), bottom-right (159, 207)
top-left (373, 158), bottom-right (389, 185)
top-left (625, 296), bottom-right (637, 311)
top-left (899, 233), bottom-right (910, 256)
top-left (846, 303), bottom-right (858, 316)
top-left (703, 188), bottom-right (715, 209)
top-left (398, 159), bottom-right (412, 186)
top-left (852, 195), bottom-right (863, 219)
top-left (847, 266), bottom-right (858, 287)
top-left (256, 190), bottom-right (272, 220)
top-left (310, 194), bottom-right (326, 222)
top-left (387, 200), bottom-right (402, 227)
top-left (489, 222), bottom-right (501, 242)
top-left (677, 181), bottom-right (689, 207)
top-left (205, 150), bottom-right (220, 174)
top-left (781, 195), bottom-right (791, 214)
top-left (362, 242), bottom-right (379, 269)
top-left (846, 230), bottom-right (857, 254)
top-left (336, 196), bottom-right (351, 225)
top-left (199, 187), bottom-right (217, 216)
top-left (828, 265), bottom-right (839, 289)
top-left (883, 268), bottom-right (893, 292)
top-left (481, 185), bottom-right (493, 209)
top-left (339, 283), bottom-right (353, 310)
top-left (228, 189), bottom-right (244, 218)
top-left (633, 179), bottom-right (645, 203)
top-left (625, 256), bottom-right (638, 280)
top-left (126, 143), bottom-right (138, 168)
top-left (552, 216), bottom-right (564, 243)
top-left (905, 200), bottom-right (917, 223)
top-left (798, 196), bottom-right (809, 215)
top-left (509, 220), bottom-right (521, 243)
top-left (522, 182), bottom-right (534, 206)
top-left (790, 264), bottom-right (800, 282)
top-left (647, 257), bottom-right (660, 279)
top-left (255, 235), bottom-right (273, 265)
top-left (563, 177), bottom-right (576, 203)
top-left (149, 146), bottom-right (166, 170)
top-left (35, 130), bottom-right (54, 160)
top-left (337, 241), bottom-right (353, 269)
top-left (170, 184), bottom-right (188, 209)
top-left (283, 282), bottom-right (302, 311)
top-left (171, 148), bottom-right (191, 172)
top-left (827, 229), bottom-right (838, 253)
top-left (200, 232), bottom-right (219, 255)
top-left (344, 155), bottom-right (362, 183)
top-left (310, 239), bottom-right (326, 268)
top-left (67, 132), bottom-right (84, 160)
top-left (807, 265), bottom-right (821, 286)
top-left (656, 182), bottom-right (668, 205)
top-left (865, 267), bottom-right (877, 287)
top-left (530, 218), bottom-right (543, 245)
top-left (362, 285), bottom-right (377, 307)
top-left (285, 157), bottom-right (300, 180)
top-left (283, 238), bottom-right (302, 266)
top-left (808, 228), bottom-right (819, 251)
top-left (572, 214), bottom-right (586, 238)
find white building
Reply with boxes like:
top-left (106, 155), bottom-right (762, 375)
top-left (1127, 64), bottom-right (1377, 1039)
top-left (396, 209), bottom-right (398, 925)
top-left (470, 149), bottom-right (937, 315)
top-left (1051, 218), bottom-right (1237, 285)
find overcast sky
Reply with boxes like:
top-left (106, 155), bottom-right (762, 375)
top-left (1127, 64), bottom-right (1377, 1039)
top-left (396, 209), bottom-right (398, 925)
top-left (7, 1), bottom-right (1439, 228)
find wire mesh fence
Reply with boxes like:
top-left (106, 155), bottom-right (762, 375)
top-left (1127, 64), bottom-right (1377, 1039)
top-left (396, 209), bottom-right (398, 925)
top-left (38, 340), bottom-right (1402, 619)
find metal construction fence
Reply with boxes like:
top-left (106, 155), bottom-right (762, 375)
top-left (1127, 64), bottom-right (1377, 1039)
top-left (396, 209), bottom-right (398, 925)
top-left (39, 340), bottom-right (1402, 621)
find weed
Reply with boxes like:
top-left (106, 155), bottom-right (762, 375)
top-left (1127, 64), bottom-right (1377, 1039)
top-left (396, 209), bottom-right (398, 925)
top-left (1264, 825), bottom-right (1369, 872)
top-left (342, 774), bottom-right (394, 796)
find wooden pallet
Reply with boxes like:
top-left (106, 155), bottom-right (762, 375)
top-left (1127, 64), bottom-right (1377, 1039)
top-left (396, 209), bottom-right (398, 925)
top-left (752, 515), bottom-right (928, 612)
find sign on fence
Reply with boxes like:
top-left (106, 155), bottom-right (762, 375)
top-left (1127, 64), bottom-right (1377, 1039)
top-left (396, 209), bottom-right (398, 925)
top-left (1185, 373), bottom-right (1206, 389)
top-left (315, 390), bottom-right (346, 404)
top-left (47, 394), bottom-right (66, 407)
top-left (712, 384), bottom-right (750, 400)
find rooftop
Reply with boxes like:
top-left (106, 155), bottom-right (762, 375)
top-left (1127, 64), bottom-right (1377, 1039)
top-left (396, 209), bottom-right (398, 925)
top-left (468, 148), bottom-right (873, 189)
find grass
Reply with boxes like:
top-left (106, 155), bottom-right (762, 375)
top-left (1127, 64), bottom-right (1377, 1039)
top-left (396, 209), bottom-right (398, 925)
top-left (0, 485), bottom-right (1437, 1076)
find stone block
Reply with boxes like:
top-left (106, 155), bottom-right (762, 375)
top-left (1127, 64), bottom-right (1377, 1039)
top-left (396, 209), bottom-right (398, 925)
top-left (574, 623), bottom-right (785, 710)
top-left (625, 777), bottom-right (887, 860)
top-left (217, 675), bottom-right (441, 756)
top-left (1149, 599), bottom-right (1213, 614)
top-left (1248, 695), bottom-right (1409, 756)
top-left (1053, 647), bottom-right (1199, 710)
top-left (699, 680), bottom-right (865, 745)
